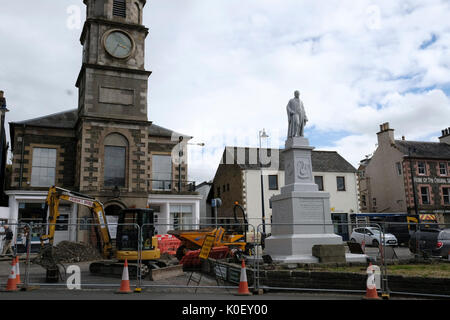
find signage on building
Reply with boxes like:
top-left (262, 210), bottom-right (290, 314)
top-left (414, 177), bottom-right (450, 184)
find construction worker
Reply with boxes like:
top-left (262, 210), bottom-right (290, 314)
top-left (0, 225), bottom-right (14, 256)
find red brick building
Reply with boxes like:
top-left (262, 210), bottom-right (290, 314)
top-left (358, 123), bottom-right (450, 224)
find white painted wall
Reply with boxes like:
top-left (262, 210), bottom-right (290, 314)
top-left (0, 207), bottom-right (9, 220)
top-left (315, 171), bottom-right (360, 214)
top-left (243, 169), bottom-right (359, 233)
top-left (148, 194), bottom-right (202, 234)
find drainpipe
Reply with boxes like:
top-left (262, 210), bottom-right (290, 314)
top-left (19, 124), bottom-right (26, 190)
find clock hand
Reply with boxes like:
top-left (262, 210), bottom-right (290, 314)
top-left (113, 43), bottom-right (120, 55)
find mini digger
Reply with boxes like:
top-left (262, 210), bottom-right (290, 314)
top-left (38, 186), bottom-right (182, 281)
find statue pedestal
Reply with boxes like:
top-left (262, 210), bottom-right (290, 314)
top-left (264, 137), bottom-right (343, 263)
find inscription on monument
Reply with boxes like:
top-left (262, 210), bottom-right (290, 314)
top-left (299, 200), bottom-right (324, 221)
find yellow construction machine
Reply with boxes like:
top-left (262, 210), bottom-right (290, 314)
top-left (38, 186), bottom-right (182, 280)
top-left (170, 202), bottom-right (253, 261)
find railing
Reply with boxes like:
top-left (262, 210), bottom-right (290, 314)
top-left (148, 179), bottom-right (196, 193)
top-left (2, 221), bottom-right (450, 298)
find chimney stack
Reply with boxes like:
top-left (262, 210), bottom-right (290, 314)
top-left (439, 126), bottom-right (450, 145)
top-left (377, 122), bottom-right (395, 146)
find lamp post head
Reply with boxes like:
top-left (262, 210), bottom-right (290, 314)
top-left (259, 128), bottom-right (269, 139)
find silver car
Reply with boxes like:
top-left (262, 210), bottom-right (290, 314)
top-left (350, 227), bottom-right (398, 247)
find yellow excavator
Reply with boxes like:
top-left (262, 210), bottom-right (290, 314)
top-left (38, 186), bottom-right (182, 280)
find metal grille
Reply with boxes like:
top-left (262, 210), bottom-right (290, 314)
top-left (113, 0), bottom-right (126, 18)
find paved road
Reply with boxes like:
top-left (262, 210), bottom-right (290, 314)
top-left (0, 246), bottom-right (422, 303)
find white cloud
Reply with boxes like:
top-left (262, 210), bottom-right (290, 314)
top-left (1, 1), bottom-right (450, 182)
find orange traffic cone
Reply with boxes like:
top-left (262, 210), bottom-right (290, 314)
top-left (15, 256), bottom-right (21, 285)
top-left (363, 263), bottom-right (380, 300)
top-left (117, 259), bottom-right (132, 294)
top-left (235, 259), bottom-right (252, 296)
top-left (5, 257), bottom-right (18, 292)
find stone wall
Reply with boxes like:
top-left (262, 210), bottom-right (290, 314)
top-left (10, 126), bottom-right (76, 189)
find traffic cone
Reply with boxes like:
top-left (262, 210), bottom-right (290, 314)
top-left (5, 257), bottom-right (18, 292)
top-left (235, 259), bottom-right (252, 296)
top-left (117, 259), bottom-right (132, 294)
top-left (363, 263), bottom-right (380, 300)
top-left (15, 256), bottom-right (21, 285)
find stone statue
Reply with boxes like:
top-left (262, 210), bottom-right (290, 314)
top-left (286, 90), bottom-right (308, 137)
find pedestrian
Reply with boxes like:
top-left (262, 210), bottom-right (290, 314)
top-left (23, 225), bottom-right (31, 254)
top-left (0, 225), bottom-right (14, 256)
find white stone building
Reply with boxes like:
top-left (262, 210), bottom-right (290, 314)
top-left (211, 147), bottom-right (359, 240)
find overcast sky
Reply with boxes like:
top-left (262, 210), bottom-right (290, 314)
top-left (1, 1), bottom-right (450, 183)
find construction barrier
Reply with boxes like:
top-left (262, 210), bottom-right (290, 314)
top-left (179, 246), bottom-right (230, 268)
top-left (3, 220), bottom-right (450, 299)
top-left (156, 234), bottom-right (181, 255)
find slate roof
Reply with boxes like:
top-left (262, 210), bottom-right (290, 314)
top-left (12, 109), bottom-right (78, 129)
top-left (394, 140), bottom-right (450, 160)
top-left (10, 108), bottom-right (189, 140)
top-left (221, 147), bottom-right (357, 173)
top-left (148, 123), bottom-right (191, 140)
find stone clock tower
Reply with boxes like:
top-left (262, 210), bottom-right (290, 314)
top-left (75, 0), bottom-right (152, 206)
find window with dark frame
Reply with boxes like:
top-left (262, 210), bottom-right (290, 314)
top-left (336, 176), bottom-right (346, 191)
top-left (443, 187), bottom-right (450, 205)
top-left (361, 195), bottom-right (367, 207)
top-left (268, 175), bottom-right (278, 190)
top-left (420, 186), bottom-right (430, 205)
top-left (417, 161), bottom-right (426, 175)
top-left (151, 155), bottom-right (172, 191)
top-left (314, 176), bottom-right (324, 191)
top-left (31, 147), bottom-right (57, 187)
top-left (104, 146), bottom-right (126, 187)
top-left (439, 162), bottom-right (448, 176)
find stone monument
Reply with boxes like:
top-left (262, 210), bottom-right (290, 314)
top-left (264, 91), bottom-right (343, 263)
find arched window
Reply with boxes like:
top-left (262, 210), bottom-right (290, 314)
top-left (104, 133), bottom-right (128, 187)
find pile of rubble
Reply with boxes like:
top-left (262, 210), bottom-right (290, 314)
top-left (51, 241), bottom-right (103, 263)
top-left (33, 241), bottom-right (103, 268)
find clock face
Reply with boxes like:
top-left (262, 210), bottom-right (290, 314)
top-left (104, 31), bottom-right (134, 59)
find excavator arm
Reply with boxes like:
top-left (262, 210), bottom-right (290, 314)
top-left (40, 186), bottom-right (113, 259)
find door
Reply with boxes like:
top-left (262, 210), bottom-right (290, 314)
top-left (331, 213), bottom-right (349, 241)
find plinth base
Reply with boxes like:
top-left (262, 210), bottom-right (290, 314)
top-left (264, 233), bottom-right (343, 259)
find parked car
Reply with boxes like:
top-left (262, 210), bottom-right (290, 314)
top-left (409, 228), bottom-right (450, 258)
top-left (350, 227), bottom-right (398, 247)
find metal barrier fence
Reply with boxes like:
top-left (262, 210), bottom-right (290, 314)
top-left (1, 220), bottom-right (450, 298)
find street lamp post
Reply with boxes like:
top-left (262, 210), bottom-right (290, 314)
top-left (259, 129), bottom-right (269, 234)
top-left (0, 91), bottom-right (10, 198)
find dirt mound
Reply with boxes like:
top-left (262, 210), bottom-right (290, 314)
top-left (33, 241), bottom-right (103, 268)
top-left (53, 241), bottom-right (103, 263)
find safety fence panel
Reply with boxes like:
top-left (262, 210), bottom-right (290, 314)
top-left (253, 221), bottom-right (450, 298)
top-left (0, 222), bottom-right (32, 289)
top-left (0, 221), bottom-right (259, 292)
top-left (140, 222), bottom-right (258, 291)
top-left (0, 222), bottom-right (142, 289)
